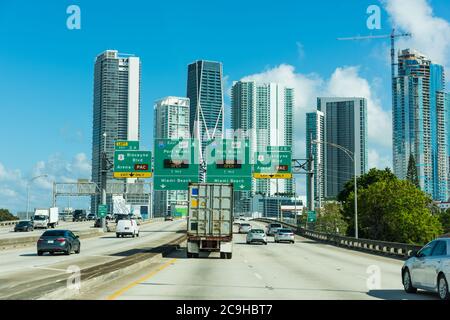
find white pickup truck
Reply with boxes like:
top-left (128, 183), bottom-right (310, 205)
top-left (32, 207), bottom-right (59, 229)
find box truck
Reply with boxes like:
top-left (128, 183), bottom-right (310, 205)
top-left (32, 207), bottom-right (59, 229)
top-left (187, 183), bottom-right (233, 259)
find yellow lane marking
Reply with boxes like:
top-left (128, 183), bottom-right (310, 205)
top-left (107, 258), bottom-right (177, 300)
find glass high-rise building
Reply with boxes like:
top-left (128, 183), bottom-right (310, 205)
top-left (186, 60), bottom-right (224, 169)
top-left (91, 50), bottom-right (141, 213)
top-left (306, 110), bottom-right (325, 209)
top-left (231, 81), bottom-right (294, 197)
top-left (393, 49), bottom-right (448, 201)
top-left (153, 97), bottom-right (190, 217)
top-left (310, 97), bottom-right (368, 201)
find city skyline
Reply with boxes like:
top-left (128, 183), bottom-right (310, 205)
top-left (2, 0), bottom-right (450, 212)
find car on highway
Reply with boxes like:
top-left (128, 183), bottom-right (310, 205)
top-left (266, 223), bottom-right (283, 236)
top-left (116, 219), bottom-right (139, 238)
top-left (246, 229), bottom-right (268, 245)
top-left (105, 214), bottom-right (114, 220)
top-left (402, 237), bottom-right (450, 300)
top-left (86, 213), bottom-right (96, 221)
top-left (37, 230), bottom-right (81, 256)
top-left (165, 215), bottom-right (174, 221)
top-left (115, 214), bottom-right (131, 223)
top-left (274, 228), bottom-right (295, 243)
top-left (94, 218), bottom-right (109, 228)
top-left (14, 220), bottom-right (34, 232)
top-left (72, 209), bottom-right (87, 222)
top-left (239, 223), bottom-right (252, 234)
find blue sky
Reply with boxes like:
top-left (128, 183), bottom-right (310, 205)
top-left (1, 0), bottom-right (450, 212)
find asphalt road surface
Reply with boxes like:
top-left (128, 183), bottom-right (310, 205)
top-left (0, 219), bottom-right (186, 298)
top-left (82, 220), bottom-right (439, 300)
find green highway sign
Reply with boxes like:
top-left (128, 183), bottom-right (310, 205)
top-left (113, 150), bottom-right (152, 178)
top-left (205, 139), bottom-right (252, 190)
top-left (253, 146), bottom-right (292, 179)
top-left (115, 140), bottom-right (139, 151)
top-left (98, 204), bottom-right (108, 218)
top-left (153, 139), bottom-right (199, 190)
top-left (307, 210), bottom-right (317, 222)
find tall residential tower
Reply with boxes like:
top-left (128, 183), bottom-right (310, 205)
top-left (91, 50), bottom-right (141, 213)
top-left (307, 97), bottom-right (368, 205)
top-left (186, 60), bottom-right (224, 168)
top-left (153, 97), bottom-right (190, 217)
top-left (393, 49), bottom-right (448, 201)
top-left (231, 81), bottom-right (294, 196)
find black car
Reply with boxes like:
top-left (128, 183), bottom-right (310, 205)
top-left (14, 221), bottom-right (34, 232)
top-left (72, 209), bottom-right (87, 222)
top-left (115, 214), bottom-right (131, 223)
top-left (94, 218), bottom-right (108, 228)
top-left (37, 230), bottom-right (81, 256)
top-left (164, 215), bottom-right (174, 221)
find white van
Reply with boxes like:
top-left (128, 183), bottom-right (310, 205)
top-left (116, 219), bottom-right (139, 238)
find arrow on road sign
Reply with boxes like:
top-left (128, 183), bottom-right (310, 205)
top-left (161, 184), bottom-right (166, 189)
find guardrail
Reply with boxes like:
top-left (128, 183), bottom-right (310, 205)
top-left (253, 218), bottom-right (423, 259)
top-left (0, 220), bottom-right (19, 227)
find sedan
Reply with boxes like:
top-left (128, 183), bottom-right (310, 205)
top-left (402, 237), bottom-right (450, 300)
top-left (239, 223), bottom-right (252, 234)
top-left (246, 229), bottom-right (268, 245)
top-left (14, 221), bottom-right (34, 232)
top-left (37, 230), bottom-right (81, 256)
top-left (274, 228), bottom-right (295, 244)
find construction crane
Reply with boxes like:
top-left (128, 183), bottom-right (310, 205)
top-left (337, 28), bottom-right (412, 94)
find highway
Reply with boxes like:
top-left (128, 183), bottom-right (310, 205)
top-left (0, 219), bottom-right (186, 299)
top-left (0, 221), bottom-right (94, 240)
top-left (80, 220), bottom-right (439, 300)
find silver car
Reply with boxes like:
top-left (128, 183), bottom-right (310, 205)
top-left (246, 229), bottom-right (268, 245)
top-left (266, 223), bottom-right (283, 236)
top-left (239, 223), bottom-right (252, 234)
top-left (274, 228), bottom-right (295, 243)
top-left (402, 238), bottom-right (450, 300)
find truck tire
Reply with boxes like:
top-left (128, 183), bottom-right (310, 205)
top-left (187, 252), bottom-right (192, 258)
top-left (220, 252), bottom-right (226, 259)
top-left (227, 253), bottom-right (232, 259)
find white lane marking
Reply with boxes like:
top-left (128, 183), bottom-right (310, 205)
top-left (31, 266), bottom-right (67, 272)
top-left (254, 273), bottom-right (262, 280)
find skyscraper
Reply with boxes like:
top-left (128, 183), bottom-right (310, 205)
top-left (312, 97), bottom-right (368, 200)
top-left (231, 81), bottom-right (294, 196)
top-left (306, 110), bottom-right (325, 209)
top-left (186, 60), bottom-right (224, 167)
top-left (91, 50), bottom-right (141, 213)
top-left (393, 49), bottom-right (448, 201)
top-left (153, 97), bottom-right (190, 217)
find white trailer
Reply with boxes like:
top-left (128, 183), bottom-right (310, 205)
top-left (186, 183), bottom-right (233, 259)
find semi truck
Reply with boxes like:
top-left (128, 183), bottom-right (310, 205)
top-left (187, 183), bottom-right (233, 259)
top-left (32, 207), bottom-right (59, 229)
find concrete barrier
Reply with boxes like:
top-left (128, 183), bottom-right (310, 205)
top-left (253, 218), bottom-right (423, 260)
top-left (0, 217), bottom-right (166, 251)
top-left (3, 234), bottom-right (187, 300)
top-left (0, 229), bottom-right (104, 251)
top-left (0, 220), bottom-right (19, 227)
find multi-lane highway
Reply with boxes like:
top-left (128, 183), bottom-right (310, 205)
top-left (0, 221), bottom-right (93, 240)
top-left (0, 219), bottom-right (186, 299)
top-left (78, 220), bottom-right (439, 300)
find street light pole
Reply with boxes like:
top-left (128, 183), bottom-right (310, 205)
top-left (312, 140), bottom-right (359, 239)
top-left (26, 174), bottom-right (49, 220)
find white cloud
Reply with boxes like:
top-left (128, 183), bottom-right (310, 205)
top-left (325, 66), bottom-right (392, 149)
top-left (240, 64), bottom-right (392, 162)
top-left (384, 0), bottom-right (450, 70)
top-left (0, 153), bottom-right (92, 212)
top-left (368, 149), bottom-right (392, 170)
